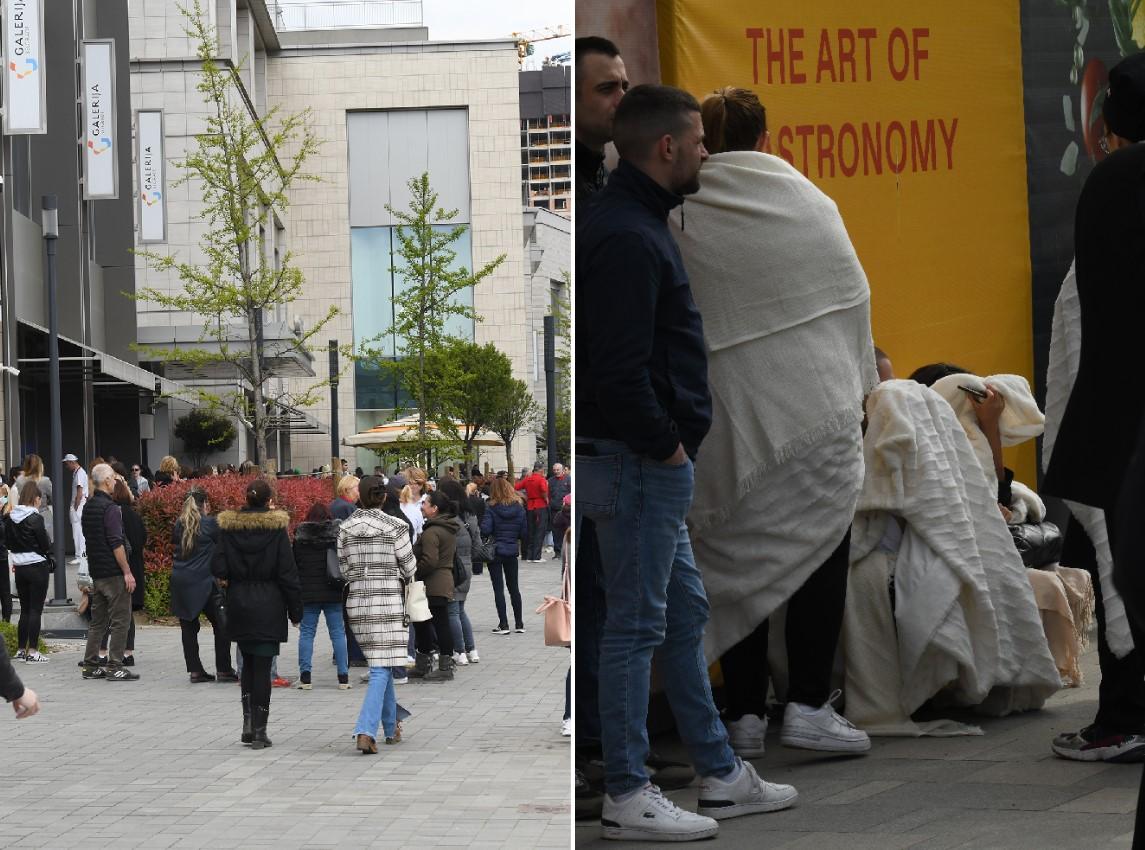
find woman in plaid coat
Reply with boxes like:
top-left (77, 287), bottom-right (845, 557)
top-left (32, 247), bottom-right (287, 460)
top-left (338, 476), bottom-right (417, 754)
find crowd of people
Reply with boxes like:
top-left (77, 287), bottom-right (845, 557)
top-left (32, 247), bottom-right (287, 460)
top-left (576, 33), bottom-right (1145, 844)
top-left (0, 449), bottom-right (572, 748)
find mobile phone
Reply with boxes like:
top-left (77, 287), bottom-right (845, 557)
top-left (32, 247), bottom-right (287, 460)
top-left (957, 384), bottom-right (988, 401)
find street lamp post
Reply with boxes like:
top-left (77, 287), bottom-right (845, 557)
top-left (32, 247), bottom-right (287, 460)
top-left (43, 195), bottom-right (69, 606)
top-left (543, 314), bottom-right (558, 469)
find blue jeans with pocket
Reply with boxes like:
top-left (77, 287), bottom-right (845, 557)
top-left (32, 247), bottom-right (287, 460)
top-left (298, 602), bottom-right (348, 676)
top-left (578, 438), bottom-right (736, 796)
top-left (355, 666), bottom-right (397, 740)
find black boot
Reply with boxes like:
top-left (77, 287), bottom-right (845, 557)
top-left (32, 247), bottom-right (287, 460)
top-left (250, 706), bottom-right (272, 749)
top-left (241, 693), bottom-right (253, 744)
top-left (426, 652), bottom-right (454, 682)
top-left (408, 650), bottom-right (434, 680)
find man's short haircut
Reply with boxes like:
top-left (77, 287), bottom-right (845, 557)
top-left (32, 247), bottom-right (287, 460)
top-left (612, 84), bottom-right (702, 162)
top-left (575, 36), bottom-right (620, 66)
top-left (91, 463), bottom-right (115, 487)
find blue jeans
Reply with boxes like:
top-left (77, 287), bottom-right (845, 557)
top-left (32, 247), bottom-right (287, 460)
top-left (355, 666), bottom-right (397, 739)
top-left (578, 439), bottom-right (736, 795)
top-left (448, 599), bottom-right (475, 653)
top-left (299, 602), bottom-right (348, 676)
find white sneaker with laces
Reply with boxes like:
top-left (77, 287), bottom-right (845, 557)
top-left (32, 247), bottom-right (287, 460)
top-left (561, 718), bottom-right (572, 737)
top-left (601, 784), bottom-right (718, 842)
top-left (780, 690), bottom-right (871, 753)
top-left (24, 651), bottom-right (48, 664)
top-left (452, 651), bottom-right (469, 666)
top-left (725, 713), bottom-right (767, 758)
top-left (14, 649), bottom-right (26, 661)
top-left (467, 650), bottom-right (480, 663)
top-left (697, 758), bottom-right (797, 819)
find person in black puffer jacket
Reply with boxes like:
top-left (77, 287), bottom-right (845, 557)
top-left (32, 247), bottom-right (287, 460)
top-left (213, 479), bottom-right (302, 749)
top-left (479, 477), bottom-right (528, 634)
top-left (0, 484), bottom-right (11, 623)
top-left (293, 501), bottom-right (349, 691)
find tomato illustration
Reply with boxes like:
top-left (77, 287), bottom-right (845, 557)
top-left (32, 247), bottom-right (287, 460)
top-left (1079, 57), bottom-right (1108, 162)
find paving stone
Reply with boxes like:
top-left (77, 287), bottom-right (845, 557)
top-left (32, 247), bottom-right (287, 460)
top-left (0, 562), bottom-right (569, 849)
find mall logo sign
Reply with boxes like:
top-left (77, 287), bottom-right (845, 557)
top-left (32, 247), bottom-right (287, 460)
top-left (4, 0), bottom-right (46, 134)
top-left (82, 40), bottom-right (118, 199)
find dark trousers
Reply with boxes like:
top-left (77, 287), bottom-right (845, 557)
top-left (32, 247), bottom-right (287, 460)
top-left (488, 556), bottom-right (523, 628)
top-left (241, 651), bottom-right (273, 714)
top-left (574, 517), bottom-right (605, 749)
top-left (526, 508), bottom-right (547, 560)
top-left (179, 590), bottom-right (233, 674)
top-left (1062, 515), bottom-right (1145, 734)
top-left (14, 564), bottom-right (49, 650)
top-left (102, 619), bottom-right (136, 652)
top-left (0, 561), bottom-right (11, 622)
top-left (720, 529), bottom-right (851, 718)
top-left (414, 597), bottom-right (454, 656)
top-left (84, 575), bottom-right (131, 668)
top-left (344, 603), bottom-right (366, 662)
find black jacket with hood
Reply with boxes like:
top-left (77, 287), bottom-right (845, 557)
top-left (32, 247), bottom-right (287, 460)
top-left (212, 508), bottom-right (303, 643)
top-left (4, 505), bottom-right (52, 569)
top-left (292, 519), bottom-right (343, 606)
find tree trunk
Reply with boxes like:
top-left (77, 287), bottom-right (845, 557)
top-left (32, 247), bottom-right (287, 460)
top-left (249, 310), bottom-right (267, 468)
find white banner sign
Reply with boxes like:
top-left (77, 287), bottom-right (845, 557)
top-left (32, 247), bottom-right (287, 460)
top-left (137, 110), bottom-right (166, 243)
top-left (4, 0), bottom-right (46, 134)
top-left (82, 40), bottom-right (118, 199)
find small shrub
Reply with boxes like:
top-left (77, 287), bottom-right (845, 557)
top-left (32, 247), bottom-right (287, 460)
top-left (0, 620), bottom-right (47, 656)
top-left (137, 474), bottom-right (334, 618)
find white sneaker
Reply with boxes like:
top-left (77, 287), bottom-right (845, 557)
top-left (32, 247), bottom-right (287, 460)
top-left (561, 718), bottom-right (572, 737)
top-left (452, 651), bottom-right (469, 666)
top-left (780, 690), bottom-right (871, 753)
top-left (13, 649), bottom-right (26, 661)
top-left (467, 650), bottom-right (480, 664)
top-left (24, 652), bottom-right (48, 664)
top-left (601, 784), bottom-right (718, 842)
top-left (697, 758), bottom-right (798, 819)
top-left (725, 713), bottom-right (767, 758)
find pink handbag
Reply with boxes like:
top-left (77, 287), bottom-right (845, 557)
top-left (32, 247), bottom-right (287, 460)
top-left (536, 564), bottom-right (571, 647)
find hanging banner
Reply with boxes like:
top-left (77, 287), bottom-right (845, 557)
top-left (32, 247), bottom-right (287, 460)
top-left (657, 0), bottom-right (1038, 483)
top-left (4, 0), bottom-right (46, 134)
top-left (136, 109), bottom-right (167, 243)
top-left (82, 40), bottom-right (119, 200)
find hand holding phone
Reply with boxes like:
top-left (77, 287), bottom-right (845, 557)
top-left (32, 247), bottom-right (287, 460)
top-left (957, 384), bottom-right (988, 401)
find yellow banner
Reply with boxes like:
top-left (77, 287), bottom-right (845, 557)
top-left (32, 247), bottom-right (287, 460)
top-left (657, 0), bottom-right (1037, 483)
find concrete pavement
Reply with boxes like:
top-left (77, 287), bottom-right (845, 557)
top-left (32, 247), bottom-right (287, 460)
top-left (575, 638), bottom-right (1137, 848)
top-left (1, 560), bottom-right (571, 850)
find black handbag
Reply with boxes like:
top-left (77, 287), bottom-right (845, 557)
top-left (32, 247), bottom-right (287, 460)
top-left (211, 583), bottom-right (228, 639)
top-left (1009, 520), bottom-right (1064, 569)
top-left (325, 546), bottom-right (345, 589)
top-left (452, 550), bottom-right (468, 588)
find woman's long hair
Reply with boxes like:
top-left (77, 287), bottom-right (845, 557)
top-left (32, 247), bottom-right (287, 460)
top-left (179, 488), bottom-right (208, 558)
top-left (22, 453), bottom-right (43, 481)
top-left (488, 477), bottom-right (522, 506)
top-left (437, 479), bottom-right (468, 519)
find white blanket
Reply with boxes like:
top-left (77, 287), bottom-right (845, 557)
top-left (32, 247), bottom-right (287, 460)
top-left (1043, 261), bottom-right (1133, 658)
top-left (930, 373), bottom-right (1045, 498)
top-left (849, 381), bottom-right (1061, 723)
top-left (672, 151), bottom-right (878, 537)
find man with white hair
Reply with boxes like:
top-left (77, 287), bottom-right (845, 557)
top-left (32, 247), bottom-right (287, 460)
top-left (79, 463), bottom-right (139, 681)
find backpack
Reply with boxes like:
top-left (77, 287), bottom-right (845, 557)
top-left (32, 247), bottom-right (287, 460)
top-left (452, 548), bottom-right (468, 587)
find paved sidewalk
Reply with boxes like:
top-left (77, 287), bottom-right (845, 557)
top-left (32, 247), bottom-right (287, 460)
top-left (576, 641), bottom-right (1139, 848)
top-left (1, 560), bottom-right (571, 850)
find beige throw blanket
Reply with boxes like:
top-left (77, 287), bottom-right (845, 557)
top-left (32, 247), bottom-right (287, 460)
top-left (670, 151), bottom-right (876, 661)
top-left (846, 381), bottom-right (1061, 731)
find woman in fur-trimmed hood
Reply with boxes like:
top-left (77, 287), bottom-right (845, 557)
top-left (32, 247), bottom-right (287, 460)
top-left (212, 479), bottom-right (302, 750)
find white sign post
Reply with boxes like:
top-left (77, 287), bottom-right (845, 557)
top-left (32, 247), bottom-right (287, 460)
top-left (4, 0), bottom-right (46, 134)
top-left (136, 110), bottom-right (166, 243)
top-left (82, 40), bottom-right (118, 200)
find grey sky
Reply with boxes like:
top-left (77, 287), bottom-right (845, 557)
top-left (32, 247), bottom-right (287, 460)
top-left (423, 0), bottom-right (571, 66)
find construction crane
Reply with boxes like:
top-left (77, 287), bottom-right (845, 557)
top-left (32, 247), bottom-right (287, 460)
top-left (512, 25), bottom-right (571, 67)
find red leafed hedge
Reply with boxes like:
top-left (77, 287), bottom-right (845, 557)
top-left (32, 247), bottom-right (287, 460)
top-left (137, 474), bottom-right (335, 619)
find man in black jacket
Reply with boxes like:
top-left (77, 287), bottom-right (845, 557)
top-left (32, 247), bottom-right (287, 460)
top-left (576, 85), bottom-right (796, 843)
top-left (1, 640), bottom-right (38, 717)
top-left (575, 37), bottom-right (626, 206)
top-left (79, 464), bottom-right (139, 681)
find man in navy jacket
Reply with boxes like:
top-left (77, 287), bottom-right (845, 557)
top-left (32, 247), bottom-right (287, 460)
top-left (576, 84), bottom-right (797, 843)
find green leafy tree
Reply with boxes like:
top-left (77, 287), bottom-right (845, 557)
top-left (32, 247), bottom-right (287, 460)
top-left (174, 408), bottom-right (237, 468)
top-left (133, 1), bottom-right (336, 465)
top-left (363, 172), bottom-right (506, 466)
top-left (423, 339), bottom-right (514, 469)
top-left (488, 378), bottom-right (541, 480)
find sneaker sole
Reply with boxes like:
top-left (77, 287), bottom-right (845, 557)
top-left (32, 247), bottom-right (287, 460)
top-left (698, 789), bottom-right (798, 819)
top-left (601, 822), bottom-right (719, 842)
top-left (297, 683), bottom-right (313, 690)
top-left (780, 733), bottom-right (871, 753)
top-left (728, 742), bottom-right (765, 759)
top-left (1052, 741), bottom-right (1145, 763)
